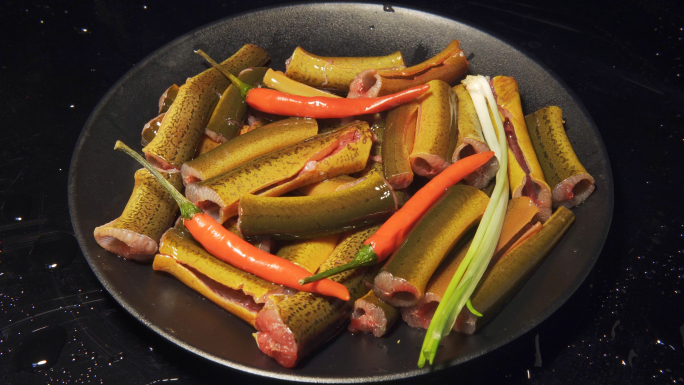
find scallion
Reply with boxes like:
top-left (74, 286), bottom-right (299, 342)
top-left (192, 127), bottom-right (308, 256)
top-left (417, 75), bottom-right (510, 367)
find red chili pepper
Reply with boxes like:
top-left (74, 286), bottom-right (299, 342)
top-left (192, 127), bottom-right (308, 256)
top-left (114, 141), bottom-right (350, 301)
top-left (195, 50), bottom-right (429, 119)
top-left (299, 151), bottom-right (496, 285)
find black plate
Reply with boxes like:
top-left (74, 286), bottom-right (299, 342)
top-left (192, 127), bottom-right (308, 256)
top-left (68, 3), bottom-right (613, 382)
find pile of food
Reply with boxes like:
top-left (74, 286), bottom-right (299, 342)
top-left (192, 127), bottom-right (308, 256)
top-left (93, 41), bottom-right (595, 368)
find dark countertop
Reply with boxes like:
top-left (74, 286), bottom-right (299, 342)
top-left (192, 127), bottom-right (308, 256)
top-left (1, 0), bottom-right (682, 384)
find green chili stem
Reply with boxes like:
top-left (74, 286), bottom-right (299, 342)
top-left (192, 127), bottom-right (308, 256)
top-left (194, 49), bottom-right (252, 98)
top-left (298, 244), bottom-right (378, 285)
top-left (114, 141), bottom-right (202, 220)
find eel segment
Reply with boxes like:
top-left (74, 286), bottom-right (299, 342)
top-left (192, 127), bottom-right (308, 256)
top-left (525, 106), bottom-right (595, 208)
top-left (181, 117), bottom-right (318, 184)
top-left (382, 102), bottom-right (418, 189)
top-left (347, 40), bottom-right (468, 98)
top-left (253, 225), bottom-right (379, 368)
top-left (491, 76), bottom-right (552, 222)
top-left (409, 80), bottom-right (458, 177)
top-left (237, 164), bottom-right (397, 240)
top-left (285, 47), bottom-right (405, 94)
top-left (348, 289), bottom-right (399, 338)
top-left (94, 168), bottom-right (183, 262)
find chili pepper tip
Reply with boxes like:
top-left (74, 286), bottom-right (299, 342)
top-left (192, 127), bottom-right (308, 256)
top-left (299, 244), bottom-right (378, 285)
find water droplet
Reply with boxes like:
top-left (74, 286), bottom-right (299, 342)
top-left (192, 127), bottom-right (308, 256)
top-left (29, 231), bottom-right (78, 272)
top-left (369, 25), bottom-right (375, 31)
top-left (2, 194), bottom-right (32, 222)
top-left (13, 325), bottom-right (67, 372)
top-left (383, 5), bottom-right (395, 12)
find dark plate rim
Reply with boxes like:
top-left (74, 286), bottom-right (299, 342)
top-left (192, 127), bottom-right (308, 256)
top-left (68, 2), bottom-right (614, 382)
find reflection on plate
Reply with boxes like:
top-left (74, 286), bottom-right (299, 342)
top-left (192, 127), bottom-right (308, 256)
top-left (68, 3), bottom-right (613, 382)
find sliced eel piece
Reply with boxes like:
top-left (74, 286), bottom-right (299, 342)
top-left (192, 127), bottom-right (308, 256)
top-left (181, 117), bottom-right (318, 185)
top-left (409, 80), bottom-right (458, 177)
top-left (373, 185), bottom-right (489, 307)
top-left (382, 101), bottom-right (418, 189)
top-left (491, 76), bottom-right (552, 222)
top-left (452, 84), bottom-right (499, 189)
top-left (525, 106), bottom-right (595, 208)
top-left (285, 47), bottom-right (405, 94)
top-left (153, 227), bottom-right (293, 327)
top-left (453, 207), bottom-right (575, 334)
top-left (143, 44), bottom-right (270, 172)
top-left (253, 225), bottom-right (379, 368)
top-left (94, 169), bottom-right (182, 262)
top-left (185, 121), bottom-right (372, 223)
top-left (237, 164), bottom-right (397, 240)
top-left (347, 40), bottom-right (469, 98)
top-left (348, 289), bottom-right (399, 337)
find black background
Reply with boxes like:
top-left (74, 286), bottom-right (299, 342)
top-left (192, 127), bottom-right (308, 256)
top-left (1, 0), bottom-right (683, 384)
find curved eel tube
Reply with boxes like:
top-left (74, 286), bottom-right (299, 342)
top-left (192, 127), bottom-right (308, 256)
top-left (158, 84), bottom-right (180, 114)
top-left (410, 80), bottom-right (458, 178)
top-left (347, 40), bottom-right (468, 98)
top-left (348, 289), bottom-right (399, 338)
top-left (285, 47), bottom-right (405, 94)
top-left (238, 165), bottom-right (397, 240)
top-left (276, 235), bottom-right (340, 274)
top-left (94, 168), bottom-right (183, 262)
top-left (143, 44), bottom-right (269, 171)
top-left (204, 67), bottom-right (268, 142)
top-left (263, 68), bottom-right (341, 98)
top-left (525, 106), bottom-right (596, 208)
top-left (153, 227), bottom-right (294, 327)
top-left (181, 117), bottom-right (318, 184)
top-left (383, 102), bottom-right (418, 189)
top-left (253, 225), bottom-right (379, 368)
top-left (453, 207), bottom-right (575, 334)
top-left (491, 76), bottom-right (552, 222)
top-left (373, 185), bottom-right (489, 307)
top-left (185, 121), bottom-right (372, 223)
top-left (400, 197), bottom-right (540, 330)
top-left (452, 84), bottom-right (499, 189)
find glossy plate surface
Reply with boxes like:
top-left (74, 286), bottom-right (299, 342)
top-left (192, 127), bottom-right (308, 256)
top-left (68, 3), bottom-right (613, 382)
